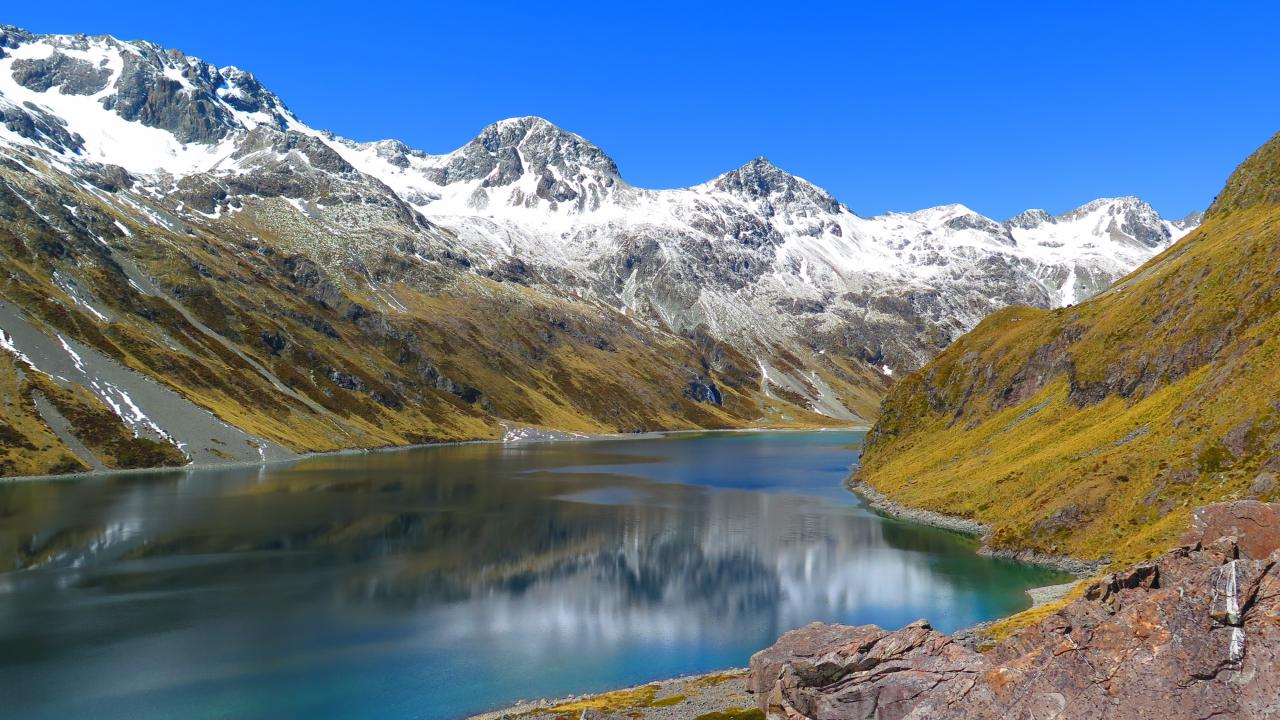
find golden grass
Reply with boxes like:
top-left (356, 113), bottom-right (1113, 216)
top-left (683, 670), bottom-right (749, 690)
top-left (982, 579), bottom-right (1092, 644)
top-left (859, 189), bottom-right (1280, 565)
top-left (0, 150), bottom-right (869, 478)
top-left (513, 685), bottom-right (670, 718)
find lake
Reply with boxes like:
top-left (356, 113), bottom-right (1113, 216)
top-left (0, 430), bottom-right (1067, 719)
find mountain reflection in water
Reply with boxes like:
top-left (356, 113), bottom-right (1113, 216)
top-left (0, 431), bottom-right (1067, 720)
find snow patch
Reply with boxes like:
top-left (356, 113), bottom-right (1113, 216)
top-left (57, 334), bottom-right (85, 373)
top-left (0, 326), bottom-right (39, 371)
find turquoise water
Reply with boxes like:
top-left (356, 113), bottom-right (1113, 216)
top-left (0, 430), bottom-right (1066, 719)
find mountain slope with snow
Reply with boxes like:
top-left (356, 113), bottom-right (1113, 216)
top-left (322, 118), bottom-right (1195, 371)
top-left (855, 129), bottom-right (1280, 565)
top-left (0, 25), bottom-right (1200, 475)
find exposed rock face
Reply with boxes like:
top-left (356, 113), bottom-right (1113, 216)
top-left (0, 98), bottom-right (84, 154)
top-left (749, 501), bottom-right (1280, 719)
top-left (424, 116), bottom-right (623, 209)
top-left (712, 156), bottom-right (843, 216)
top-left (1184, 500), bottom-right (1280, 563)
top-left (1058, 196), bottom-right (1173, 249)
top-left (0, 24), bottom-right (1208, 473)
top-left (11, 51), bottom-right (112, 95)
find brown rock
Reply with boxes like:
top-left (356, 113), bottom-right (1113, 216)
top-left (750, 620), bottom-right (983, 720)
top-left (749, 501), bottom-right (1280, 720)
top-left (1082, 560), bottom-right (1159, 614)
top-left (1182, 500), bottom-right (1280, 560)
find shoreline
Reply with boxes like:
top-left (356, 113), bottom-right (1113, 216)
top-left (0, 423), bottom-right (869, 485)
top-left (466, 668), bottom-right (754, 720)
top-left (470, 451), bottom-right (1107, 720)
top-left (11, 423), bottom-right (1101, 718)
top-left (845, 477), bottom-right (1110, 578)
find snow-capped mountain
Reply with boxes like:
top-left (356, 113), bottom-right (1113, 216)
top-left (333, 121), bottom-right (1194, 370)
top-left (0, 25), bottom-right (1198, 455)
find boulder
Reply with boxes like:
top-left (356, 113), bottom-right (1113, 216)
top-left (1250, 471), bottom-right (1277, 497)
top-left (749, 501), bottom-right (1280, 720)
top-left (1182, 500), bottom-right (1280, 560)
top-left (749, 620), bottom-right (982, 720)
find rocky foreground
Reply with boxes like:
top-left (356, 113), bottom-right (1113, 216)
top-left (749, 500), bottom-right (1280, 719)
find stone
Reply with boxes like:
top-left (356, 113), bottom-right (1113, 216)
top-left (750, 501), bottom-right (1280, 720)
top-left (749, 620), bottom-right (984, 720)
top-left (1250, 471), bottom-right (1277, 497)
top-left (1182, 500), bottom-right (1280, 560)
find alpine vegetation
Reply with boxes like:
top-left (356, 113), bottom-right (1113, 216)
top-left (0, 26), bottom-right (1194, 476)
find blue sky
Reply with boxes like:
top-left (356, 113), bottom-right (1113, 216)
top-left (6, 2), bottom-right (1277, 219)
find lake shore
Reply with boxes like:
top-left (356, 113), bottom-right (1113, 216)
top-left (466, 669), bottom-right (757, 720)
top-left (471, 572), bottom-right (1085, 720)
top-left (845, 478), bottom-right (1110, 578)
top-left (471, 575), bottom-right (1086, 720)
top-left (7, 424), bottom-right (1089, 720)
top-left (0, 423), bottom-right (866, 485)
top-left (472, 467), bottom-right (1099, 720)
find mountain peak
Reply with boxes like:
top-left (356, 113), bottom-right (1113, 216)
top-left (1060, 196), bottom-right (1159, 223)
top-left (428, 116), bottom-right (621, 189)
top-left (1174, 210), bottom-right (1204, 230)
top-left (489, 115), bottom-right (557, 131)
top-left (730, 155), bottom-right (791, 178)
top-left (0, 25), bottom-right (297, 170)
top-left (475, 116), bottom-right (601, 153)
top-left (712, 156), bottom-right (843, 215)
top-left (1005, 208), bottom-right (1056, 229)
top-left (1072, 195), bottom-right (1146, 212)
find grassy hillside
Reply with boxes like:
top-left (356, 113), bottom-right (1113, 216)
top-left (857, 132), bottom-right (1280, 566)
top-left (0, 149), bottom-right (886, 478)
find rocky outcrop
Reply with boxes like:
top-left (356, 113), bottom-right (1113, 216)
top-left (749, 501), bottom-right (1280, 719)
top-left (0, 98), bottom-right (84, 155)
top-left (712, 156), bottom-right (843, 216)
top-left (11, 51), bottom-right (112, 95)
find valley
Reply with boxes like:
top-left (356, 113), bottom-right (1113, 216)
top-left (2, 13), bottom-right (1278, 720)
top-left (0, 26), bottom-right (1195, 478)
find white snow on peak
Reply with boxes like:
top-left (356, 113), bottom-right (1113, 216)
top-left (0, 31), bottom-right (303, 175)
top-left (0, 28), bottom-right (1203, 387)
top-left (311, 122), bottom-right (1195, 318)
top-left (0, 31), bottom-right (1199, 297)
top-left (1003, 196), bottom-right (1194, 306)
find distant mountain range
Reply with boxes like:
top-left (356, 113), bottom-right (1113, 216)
top-left (0, 25), bottom-right (1199, 476)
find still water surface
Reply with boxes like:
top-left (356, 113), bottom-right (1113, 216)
top-left (0, 430), bottom-right (1066, 719)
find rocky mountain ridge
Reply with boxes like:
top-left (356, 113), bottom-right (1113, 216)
top-left (0, 25), bottom-right (1200, 475)
top-left (334, 117), bottom-right (1198, 375)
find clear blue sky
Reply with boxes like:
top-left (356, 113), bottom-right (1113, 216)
top-left (6, 2), bottom-right (1278, 219)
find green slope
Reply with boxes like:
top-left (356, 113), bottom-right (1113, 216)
top-left (857, 131), bottom-right (1280, 566)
